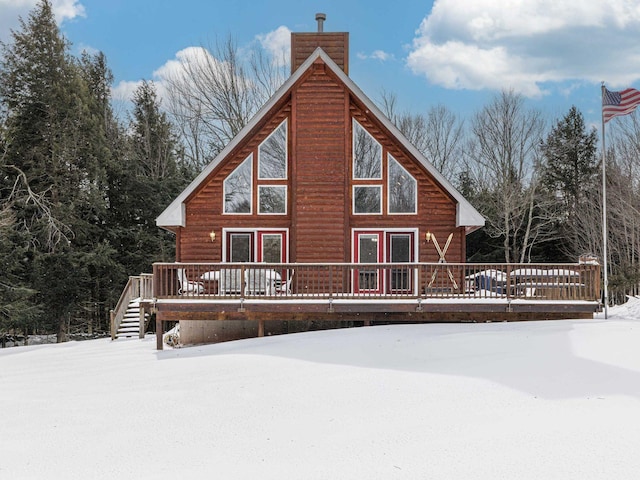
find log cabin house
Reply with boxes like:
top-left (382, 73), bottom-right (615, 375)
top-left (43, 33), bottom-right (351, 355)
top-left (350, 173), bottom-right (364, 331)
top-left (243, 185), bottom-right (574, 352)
top-left (111, 15), bottom-right (602, 348)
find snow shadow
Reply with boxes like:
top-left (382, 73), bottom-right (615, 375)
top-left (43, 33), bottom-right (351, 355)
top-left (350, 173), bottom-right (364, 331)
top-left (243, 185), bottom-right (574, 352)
top-left (156, 318), bottom-right (640, 400)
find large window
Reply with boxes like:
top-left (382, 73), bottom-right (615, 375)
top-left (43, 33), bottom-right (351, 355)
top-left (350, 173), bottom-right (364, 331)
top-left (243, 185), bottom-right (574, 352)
top-left (223, 119), bottom-right (289, 216)
top-left (388, 154), bottom-right (417, 214)
top-left (224, 154), bottom-right (252, 214)
top-left (353, 119), bottom-right (382, 179)
top-left (258, 119), bottom-right (287, 179)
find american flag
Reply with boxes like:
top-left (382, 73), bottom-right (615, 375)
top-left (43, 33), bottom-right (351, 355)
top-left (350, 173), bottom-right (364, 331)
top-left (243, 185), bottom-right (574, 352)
top-left (602, 87), bottom-right (640, 123)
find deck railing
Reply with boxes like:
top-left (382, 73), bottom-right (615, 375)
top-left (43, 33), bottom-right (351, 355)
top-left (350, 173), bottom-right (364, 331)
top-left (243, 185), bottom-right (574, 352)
top-left (110, 274), bottom-right (154, 339)
top-left (152, 262), bottom-right (601, 303)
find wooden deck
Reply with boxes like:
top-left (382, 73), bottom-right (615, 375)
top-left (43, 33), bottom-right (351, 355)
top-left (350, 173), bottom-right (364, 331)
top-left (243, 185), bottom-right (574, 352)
top-left (143, 262), bottom-right (602, 349)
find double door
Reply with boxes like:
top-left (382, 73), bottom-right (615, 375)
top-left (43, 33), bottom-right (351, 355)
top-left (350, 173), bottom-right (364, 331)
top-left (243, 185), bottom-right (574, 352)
top-left (226, 230), bottom-right (287, 263)
top-left (353, 231), bottom-right (415, 294)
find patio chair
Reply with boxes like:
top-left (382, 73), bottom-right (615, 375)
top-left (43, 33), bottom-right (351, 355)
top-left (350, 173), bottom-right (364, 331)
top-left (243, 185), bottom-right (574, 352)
top-left (245, 268), bottom-right (269, 295)
top-left (219, 268), bottom-right (243, 295)
top-left (176, 268), bottom-right (204, 295)
top-left (275, 269), bottom-right (294, 295)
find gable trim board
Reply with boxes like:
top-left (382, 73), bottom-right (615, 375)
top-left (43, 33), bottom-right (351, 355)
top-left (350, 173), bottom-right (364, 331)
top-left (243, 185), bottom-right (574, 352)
top-left (156, 48), bottom-right (484, 232)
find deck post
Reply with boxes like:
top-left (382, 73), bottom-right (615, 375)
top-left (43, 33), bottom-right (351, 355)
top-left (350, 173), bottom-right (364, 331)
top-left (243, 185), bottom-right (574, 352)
top-left (139, 305), bottom-right (145, 339)
top-left (110, 310), bottom-right (115, 340)
top-left (258, 318), bottom-right (264, 337)
top-left (156, 317), bottom-right (163, 350)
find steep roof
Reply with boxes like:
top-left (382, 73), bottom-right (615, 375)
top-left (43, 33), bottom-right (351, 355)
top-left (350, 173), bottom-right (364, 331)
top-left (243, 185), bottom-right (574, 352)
top-left (157, 48), bottom-right (484, 232)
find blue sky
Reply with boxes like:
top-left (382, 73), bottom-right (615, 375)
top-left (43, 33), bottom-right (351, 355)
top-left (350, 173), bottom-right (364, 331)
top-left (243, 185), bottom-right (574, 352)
top-left (2, 0), bottom-right (640, 130)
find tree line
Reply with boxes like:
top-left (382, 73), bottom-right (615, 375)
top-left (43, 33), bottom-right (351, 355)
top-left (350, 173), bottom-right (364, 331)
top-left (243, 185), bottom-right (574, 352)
top-left (0, 2), bottom-right (192, 342)
top-left (2, 1), bottom-right (639, 343)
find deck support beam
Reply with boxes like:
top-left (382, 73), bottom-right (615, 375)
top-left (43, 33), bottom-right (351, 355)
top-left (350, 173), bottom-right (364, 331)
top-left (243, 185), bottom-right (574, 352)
top-left (258, 318), bottom-right (265, 337)
top-left (156, 317), bottom-right (163, 350)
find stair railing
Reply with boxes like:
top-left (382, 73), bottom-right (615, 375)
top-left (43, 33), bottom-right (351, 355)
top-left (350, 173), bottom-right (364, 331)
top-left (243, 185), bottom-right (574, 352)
top-left (110, 276), bottom-right (142, 340)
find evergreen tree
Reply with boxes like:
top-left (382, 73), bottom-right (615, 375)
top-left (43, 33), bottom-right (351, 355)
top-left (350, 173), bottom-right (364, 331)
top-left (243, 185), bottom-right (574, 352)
top-left (540, 106), bottom-right (599, 260)
top-left (0, 1), bottom-right (116, 340)
top-left (107, 81), bottom-right (191, 277)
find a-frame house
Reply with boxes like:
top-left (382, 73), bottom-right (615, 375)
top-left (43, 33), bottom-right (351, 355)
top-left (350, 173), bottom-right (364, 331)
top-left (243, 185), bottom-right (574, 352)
top-left (117, 18), bottom-right (600, 347)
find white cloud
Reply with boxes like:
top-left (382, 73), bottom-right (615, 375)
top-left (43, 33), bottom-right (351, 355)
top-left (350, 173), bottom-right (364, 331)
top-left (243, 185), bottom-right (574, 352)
top-left (0, 0), bottom-right (85, 42)
top-left (357, 50), bottom-right (393, 62)
top-left (256, 25), bottom-right (291, 67)
top-left (407, 0), bottom-right (640, 97)
top-left (111, 80), bottom-right (142, 103)
top-left (51, 0), bottom-right (85, 22)
top-left (151, 46), bottom-right (222, 102)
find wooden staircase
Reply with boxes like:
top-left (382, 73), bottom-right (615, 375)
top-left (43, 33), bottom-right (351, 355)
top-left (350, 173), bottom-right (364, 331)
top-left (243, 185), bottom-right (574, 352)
top-left (114, 298), bottom-right (149, 339)
top-left (111, 274), bottom-right (153, 340)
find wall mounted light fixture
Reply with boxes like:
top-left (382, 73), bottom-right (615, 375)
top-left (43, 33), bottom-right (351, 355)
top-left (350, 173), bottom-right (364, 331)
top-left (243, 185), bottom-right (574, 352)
top-left (425, 231), bottom-right (432, 242)
top-left (209, 230), bottom-right (216, 242)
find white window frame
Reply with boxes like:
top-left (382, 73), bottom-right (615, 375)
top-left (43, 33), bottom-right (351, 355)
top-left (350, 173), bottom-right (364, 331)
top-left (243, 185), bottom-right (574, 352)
top-left (387, 154), bottom-right (417, 215)
top-left (258, 185), bottom-right (287, 215)
top-left (353, 185), bottom-right (382, 215)
top-left (258, 119), bottom-right (288, 180)
top-left (352, 119), bottom-right (382, 180)
top-left (223, 154), bottom-right (253, 215)
top-left (222, 228), bottom-right (290, 263)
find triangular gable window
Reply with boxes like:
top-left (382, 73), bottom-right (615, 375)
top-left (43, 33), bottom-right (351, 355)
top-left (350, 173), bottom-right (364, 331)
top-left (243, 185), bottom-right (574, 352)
top-left (353, 119), bottom-right (382, 179)
top-left (224, 154), bottom-right (253, 214)
top-left (388, 154), bottom-right (417, 214)
top-left (258, 119), bottom-right (287, 180)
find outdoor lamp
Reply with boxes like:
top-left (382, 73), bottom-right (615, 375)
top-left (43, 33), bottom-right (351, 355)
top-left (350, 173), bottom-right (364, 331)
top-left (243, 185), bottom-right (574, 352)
top-left (209, 230), bottom-right (216, 242)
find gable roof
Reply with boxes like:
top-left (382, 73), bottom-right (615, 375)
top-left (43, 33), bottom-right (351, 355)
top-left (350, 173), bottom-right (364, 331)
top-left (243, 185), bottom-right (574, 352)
top-left (157, 48), bottom-right (484, 231)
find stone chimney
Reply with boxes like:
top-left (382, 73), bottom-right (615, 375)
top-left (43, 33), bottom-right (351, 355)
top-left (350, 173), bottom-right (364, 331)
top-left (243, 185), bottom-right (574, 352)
top-left (290, 13), bottom-right (349, 74)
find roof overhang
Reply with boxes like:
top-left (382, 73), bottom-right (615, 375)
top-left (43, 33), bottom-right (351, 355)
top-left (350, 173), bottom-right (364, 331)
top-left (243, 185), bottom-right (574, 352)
top-left (156, 48), bottom-right (484, 232)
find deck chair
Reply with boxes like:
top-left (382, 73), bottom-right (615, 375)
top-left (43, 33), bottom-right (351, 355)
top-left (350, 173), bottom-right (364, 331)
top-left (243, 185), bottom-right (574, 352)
top-left (219, 268), bottom-right (243, 295)
top-left (176, 269), bottom-right (204, 295)
top-left (275, 269), bottom-right (294, 295)
top-left (245, 269), bottom-right (269, 295)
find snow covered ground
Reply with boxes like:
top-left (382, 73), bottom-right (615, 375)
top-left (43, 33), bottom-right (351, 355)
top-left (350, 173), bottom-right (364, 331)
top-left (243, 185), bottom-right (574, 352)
top-left (2, 299), bottom-right (640, 480)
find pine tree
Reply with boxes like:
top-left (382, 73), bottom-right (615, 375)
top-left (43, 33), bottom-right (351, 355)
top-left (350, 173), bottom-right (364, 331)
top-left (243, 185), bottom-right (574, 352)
top-left (540, 106), bottom-right (599, 260)
top-left (107, 81), bottom-right (191, 278)
top-left (0, 1), bottom-right (116, 340)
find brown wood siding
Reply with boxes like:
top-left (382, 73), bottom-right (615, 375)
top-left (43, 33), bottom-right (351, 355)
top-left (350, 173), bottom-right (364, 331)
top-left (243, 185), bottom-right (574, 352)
top-left (292, 63), bottom-right (348, 262)
top-left (291, 33), bottom-right (349, 74)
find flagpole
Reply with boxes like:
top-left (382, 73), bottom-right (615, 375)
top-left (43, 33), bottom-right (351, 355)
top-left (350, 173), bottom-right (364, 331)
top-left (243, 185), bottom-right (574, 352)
top-left (601, 83), bottom-right (609, 319)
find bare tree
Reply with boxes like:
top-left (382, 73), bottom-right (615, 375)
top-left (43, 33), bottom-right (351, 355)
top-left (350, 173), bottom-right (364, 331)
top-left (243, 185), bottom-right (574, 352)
top-left (165, 37), bottom-right (288, 169)
top-left (606, 116), bottom-right (640, 299)
top-left (380, 90), bottom-right (464, 180)
top-left (468, 90), bottom-right (546, 263)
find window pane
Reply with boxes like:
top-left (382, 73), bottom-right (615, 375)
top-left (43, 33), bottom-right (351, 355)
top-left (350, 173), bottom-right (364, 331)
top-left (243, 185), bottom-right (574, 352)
top-left (224, 155), bottom-right (252, 214)
top-left (390, 234), bottom-right (412, 291)
top-left (388, 155), bottom-right (417, 214)
top-left (359, 234), bottom-right (379, 263)
top-left (353, 120), bottom-right (382, 179)
top-left (259, 120), bottom-right (287, 179)
top-left (258, 186), bottom-right (286, 214)
top-left (230, 234), bottom-right (251, 262)
top-left (390, 235), bottom-right (411, 262)
top-left (358, 234), bottom-right (379, 290)
top-left (354, 186), bottom-right (381, 214)
top-left (262, 235), bottom-right (282, 263)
